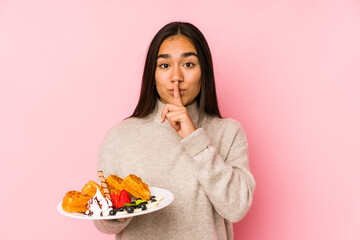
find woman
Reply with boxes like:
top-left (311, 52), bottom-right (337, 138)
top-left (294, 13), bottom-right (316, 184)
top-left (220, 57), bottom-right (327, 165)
top-left (94, 22), bottom-right (255, 240)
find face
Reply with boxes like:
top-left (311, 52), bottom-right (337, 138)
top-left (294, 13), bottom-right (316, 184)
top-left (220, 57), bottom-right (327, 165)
top-left (155, 35), bottom-right (201, 106)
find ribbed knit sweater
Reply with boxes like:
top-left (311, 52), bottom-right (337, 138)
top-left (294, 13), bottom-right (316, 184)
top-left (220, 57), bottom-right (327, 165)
top-left (94, 99), bottom-right (255, 240)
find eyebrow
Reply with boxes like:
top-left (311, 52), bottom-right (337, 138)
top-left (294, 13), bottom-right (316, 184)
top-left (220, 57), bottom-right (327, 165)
top-left (157, 52), bottom-right (198, 59)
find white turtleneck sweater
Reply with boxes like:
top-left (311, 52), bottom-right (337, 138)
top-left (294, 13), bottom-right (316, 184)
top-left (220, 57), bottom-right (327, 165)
top-left (94, 99), bottom-right (255, 240)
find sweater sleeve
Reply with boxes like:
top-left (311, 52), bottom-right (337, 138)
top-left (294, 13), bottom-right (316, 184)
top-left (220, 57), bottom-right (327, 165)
top-left (94, 126), bottom-right (132, 234)
top-left (180, 125), bottom-right (255, 223)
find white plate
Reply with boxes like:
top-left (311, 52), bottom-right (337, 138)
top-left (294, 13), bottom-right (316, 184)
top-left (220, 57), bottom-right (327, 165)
top-left (57, 187), bottom-right (174, 220)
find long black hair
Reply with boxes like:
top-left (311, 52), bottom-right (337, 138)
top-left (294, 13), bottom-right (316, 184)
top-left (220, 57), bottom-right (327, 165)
top-left (130, 22), bottom-right (221, 119)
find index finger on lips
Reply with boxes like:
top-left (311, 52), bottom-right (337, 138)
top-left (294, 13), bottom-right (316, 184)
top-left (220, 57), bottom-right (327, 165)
top-left (173, 81), bottom-right (183, 106)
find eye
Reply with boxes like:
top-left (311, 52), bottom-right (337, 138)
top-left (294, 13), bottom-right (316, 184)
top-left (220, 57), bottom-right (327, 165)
top-left (159, 63), bottom-right (169, 68)
top-left (184, 62), bottom-right (194, 68)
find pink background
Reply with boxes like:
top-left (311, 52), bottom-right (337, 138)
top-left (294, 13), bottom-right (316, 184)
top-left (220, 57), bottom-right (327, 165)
top-left (1, 0), bottom-right (359, 239)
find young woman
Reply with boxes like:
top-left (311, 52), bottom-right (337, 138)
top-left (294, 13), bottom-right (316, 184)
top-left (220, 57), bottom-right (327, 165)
top-left (94, 22), bottom-right (255, 240)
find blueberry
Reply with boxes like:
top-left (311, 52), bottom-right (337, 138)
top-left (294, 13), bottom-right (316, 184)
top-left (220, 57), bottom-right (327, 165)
top-left (140, 204), bottom-right (147, 210)
top-left (109, 209), bottom-right (116, 215)
top-left (119, 207), bottom-right (125, 212)
top-left (126, 206), bottom-right (134, 213)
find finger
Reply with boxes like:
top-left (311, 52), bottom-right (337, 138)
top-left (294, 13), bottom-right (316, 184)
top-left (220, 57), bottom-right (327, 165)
top-left (160, 106), bottom-right (166, 123)
top-left (118, 217), bottom-right (132, 222)
top-left (161, 104), bottom-right (171, 123)
top-left (166, 113), bottom-right (179, 130)
top-left (167, 110), bottom-right (187, 127)
top-left (173, 81), bottom-right (183, 106)
top-left (165, 112), bottom-right (181, 130)
top-left (165, 109), bottom-right (186, 123)
top-left (161, 104), bottom-right (183, 123)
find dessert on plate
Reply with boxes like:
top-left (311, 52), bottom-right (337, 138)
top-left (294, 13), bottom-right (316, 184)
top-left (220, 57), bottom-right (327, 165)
top-left (106, 175), bottom-right (124, 194)
top-left (81, 180), bottom-right (104, 197)
top-left (61, 171), bottom-right (162, 217)
top-left (62, 190), bottom-right (92, 213)
top-left (121, 174), bottom-right (150, 200)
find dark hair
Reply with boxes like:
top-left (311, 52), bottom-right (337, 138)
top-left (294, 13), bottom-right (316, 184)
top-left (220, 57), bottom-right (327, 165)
top-left (130, 22), bottom-right (221, 119)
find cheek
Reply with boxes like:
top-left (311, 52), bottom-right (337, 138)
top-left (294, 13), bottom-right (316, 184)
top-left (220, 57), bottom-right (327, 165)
top-left (154, 71), bottom-right (160, 85)
top-left (191, 71), bottom-right (202, 93)
top-left (154, 73), bottom-right (168, 99)
top-left (155, 72), bottom-right (164, 88)
top-left (194, 82), bottom-right (201, 97)
top-left (155, 69), bottom-right (169, 83)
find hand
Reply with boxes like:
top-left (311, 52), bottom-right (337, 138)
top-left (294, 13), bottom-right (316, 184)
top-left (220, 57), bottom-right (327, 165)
top-left (160, 81), bottom-right (196, 138)
top-left (103, 217), bottom-right (132, 223)
top-left (117, 217), bottom-right (132, 222)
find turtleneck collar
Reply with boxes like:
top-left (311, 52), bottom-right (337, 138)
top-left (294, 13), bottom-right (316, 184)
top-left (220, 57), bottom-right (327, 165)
top-left (152, 98), bottom-right (201, 127)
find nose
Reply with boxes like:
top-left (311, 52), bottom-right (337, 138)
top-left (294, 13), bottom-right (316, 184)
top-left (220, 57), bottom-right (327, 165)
top-left (170, 66), bottom-right (183, 83)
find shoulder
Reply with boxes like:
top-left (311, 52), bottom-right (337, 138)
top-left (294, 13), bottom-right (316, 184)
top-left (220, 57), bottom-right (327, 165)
top-left (205, 116), bottom-right (244, 133)
top-left (202, 116), bottom-right (248, 147)
top-left (100, 117), bottom-right (148, 145)
top-left (108, 117), bottom-right (143, 131)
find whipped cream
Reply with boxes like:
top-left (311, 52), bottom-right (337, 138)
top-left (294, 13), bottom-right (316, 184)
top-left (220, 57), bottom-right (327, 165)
top-left (85, 187), bottom-right (113, 217)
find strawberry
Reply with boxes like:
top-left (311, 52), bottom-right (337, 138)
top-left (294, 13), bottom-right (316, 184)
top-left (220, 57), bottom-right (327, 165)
top-left (118, 190), bottom-right (131, 207)
top-left (110, 192), bottom-right (120, 208)
top-left (110, 192), bottom-right (116, 202)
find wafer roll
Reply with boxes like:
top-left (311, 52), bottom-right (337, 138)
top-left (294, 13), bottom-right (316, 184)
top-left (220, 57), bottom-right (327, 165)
top-left (97, 170), bottom-right (111, 199)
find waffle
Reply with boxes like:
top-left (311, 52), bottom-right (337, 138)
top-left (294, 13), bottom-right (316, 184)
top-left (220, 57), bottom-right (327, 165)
top-left (81, 180), bottom-right (104, 197)
top-left (106, 175), bottom-right (124, 194)
top-left (62, 190), bottom-right (91, 213)
top-left (121, 174), bottom-right (150, 200)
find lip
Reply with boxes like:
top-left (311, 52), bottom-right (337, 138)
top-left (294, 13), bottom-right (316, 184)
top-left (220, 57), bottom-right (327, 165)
top-left (169, 89), bottom-right (185, 96)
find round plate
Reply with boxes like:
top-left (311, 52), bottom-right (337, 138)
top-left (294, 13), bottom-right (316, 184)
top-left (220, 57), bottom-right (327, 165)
top-left (57, 187), bottom-right (174, 220)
